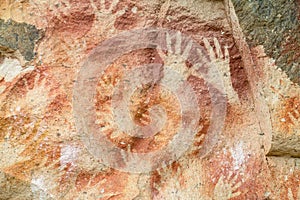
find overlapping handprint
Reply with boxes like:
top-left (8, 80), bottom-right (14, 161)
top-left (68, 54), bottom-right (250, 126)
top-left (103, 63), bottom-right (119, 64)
top-left (73, 28), bottom-right (227, 173)
top-left (0, 67), bottom-right (70, 198)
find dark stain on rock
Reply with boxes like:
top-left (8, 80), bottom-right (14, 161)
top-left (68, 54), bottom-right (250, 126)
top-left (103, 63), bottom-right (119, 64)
top-left (0, 19), bottom-right (43, 61)
top-left (231, 0), bottom-right (300, 84)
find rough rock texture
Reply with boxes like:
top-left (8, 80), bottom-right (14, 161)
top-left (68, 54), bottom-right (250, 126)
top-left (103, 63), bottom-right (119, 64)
top-left (230, 0), bottom-right (300, 158)
top-left (231, 0), bottom-right (300, 84)
top-left (0, 0), bottom-right (299, 199)
top-left (0, 19), bottom-right (42, 61)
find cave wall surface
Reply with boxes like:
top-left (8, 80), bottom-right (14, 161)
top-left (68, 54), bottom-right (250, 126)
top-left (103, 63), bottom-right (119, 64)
top-left (0, 0), bottom-right (299, 199)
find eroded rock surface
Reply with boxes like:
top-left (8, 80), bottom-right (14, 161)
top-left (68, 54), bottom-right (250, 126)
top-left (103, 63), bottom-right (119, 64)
top-left (0, 19), bottom-right (42, 61)
top-left (231, 0), bottom-right (300, 84)
top-left (0, 0), bottom-right (299, 199)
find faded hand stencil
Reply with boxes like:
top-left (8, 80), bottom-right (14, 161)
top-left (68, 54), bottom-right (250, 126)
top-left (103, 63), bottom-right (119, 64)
top-left (212, 172), bottom-right (242, 200)
top-left (90, 0), bottom-right (127, 35)
top-left (0, 68), bottom-right (67, 192)
top-left (2, 0), bottom-right (299, 199)
top-left (158, 31), bottom-right (196, 80)
top-left (203, 37), bottom-right (240, 105)
top-left (158, 32), bottom-right (239, 105)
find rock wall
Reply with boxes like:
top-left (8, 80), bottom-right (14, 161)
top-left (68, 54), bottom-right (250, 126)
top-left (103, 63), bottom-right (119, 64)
top-left (0, 0), bottom-right (299, 199)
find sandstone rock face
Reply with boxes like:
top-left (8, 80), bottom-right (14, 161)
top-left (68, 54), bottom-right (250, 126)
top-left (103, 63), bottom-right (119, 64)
top-left (0, 0), bottom-right (299, 199)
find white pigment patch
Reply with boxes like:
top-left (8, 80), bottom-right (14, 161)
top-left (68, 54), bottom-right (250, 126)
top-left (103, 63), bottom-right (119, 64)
top-left (230, 141), bottom-right (245, 171)
top-left (131, 6), bottom-right (138, 13)
top-left (0, 85), bottom-right (6, 94)
top-left (0, 58), bottom-right (34, 83)
top-left (0, 58), bottom-right (22, 82)
top-left (60, 145), bottom-right (80, 166)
